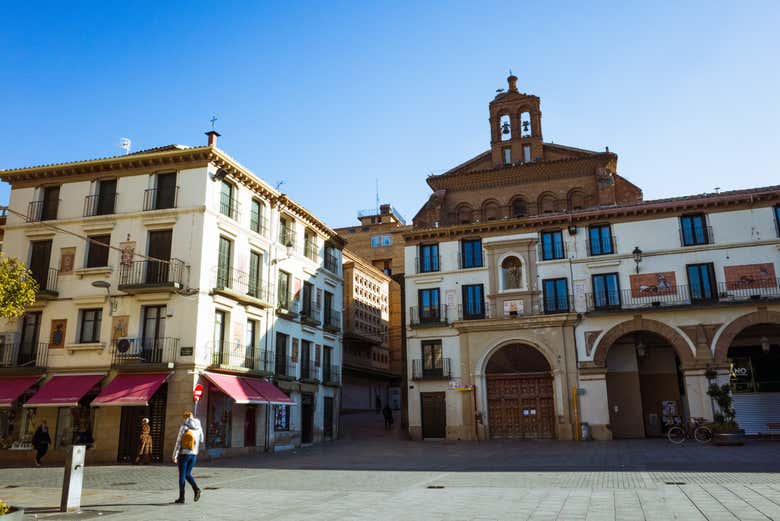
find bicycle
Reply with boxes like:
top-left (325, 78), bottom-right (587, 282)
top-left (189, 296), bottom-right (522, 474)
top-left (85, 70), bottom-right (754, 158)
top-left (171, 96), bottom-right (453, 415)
top-left (666, 417), bottom-right (712, 444)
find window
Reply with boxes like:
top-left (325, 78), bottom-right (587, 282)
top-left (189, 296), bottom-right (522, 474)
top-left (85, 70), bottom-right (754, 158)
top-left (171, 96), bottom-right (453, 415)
top-left (323, 291), bottom-right (334, 326)
top-left (539, 193), bottom-right (556, 214)
top-left (543, 278), bottom-right (569, 313)
top-left (279, 217), bottom-right (295, 246)
top-left (422, 340), bottom-right (443, 376)
top-left (55, 402), bottom-right (95, 448)
top-left (501, 256), bottom-right (523, 290)
top-left (278, 271), bottom-right (291, 308)
top-left (79, 308), bottom-right (102, 343)
top-left (274, 405), bottom-right (290, 431)
top-left (461, 239), bottom-right (483, 268)
top-left (418, 243), bottom-right (439, 273)
top-left (418, 288), bottom-right (441, 322)
top-left (248, 251), bottom-right (262, 298)
top-left (503, 147), bottom-right (512, 165)
top-left (304, 230), bottom-right (318, 261)
top-left (461, 284), bottom-right (484, 319)
top-left (370, 234), bottom-right (392, 248)
top-left (302, 282), bottom-right (314, 318)
top-left (217, 236), bottom-right (232, 288)
top-left (523, 145), bottom-right (531, 163)
top-left (86, 234), bottom-right (110, 268)
top-left (511, 199), bottom-right (527, 218)
top-left (275, 332), bottom-right (289, 375)
top-left (540, 230), bottom-right (565, 260)
top-left (150, 172), bottom-right (177, 210)
top-left (95, 179), bottom-right (117, 215)
top-left (214, 310), bottom-right (226, 349)
top-left (588, 224), bottom-right (614, 256)
top-left (680, 214), bottom-right (710, 246)
top-left (300, 340), bottom-right (312, 378)
top-left (250, 199), bottom-right (265, 235)
top-left (220, 181), bottom-right (236, 219)
top-left (774, 205), bottom-right (780, 237)
top-left (687, 263), bottom-right (717, 302)
top-left (592, 273), bottom-right (621, 309)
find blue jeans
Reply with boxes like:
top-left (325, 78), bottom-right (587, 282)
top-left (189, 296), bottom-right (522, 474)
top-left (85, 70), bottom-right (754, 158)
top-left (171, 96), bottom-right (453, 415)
top-left (177, 454), bottom-right (198, 490)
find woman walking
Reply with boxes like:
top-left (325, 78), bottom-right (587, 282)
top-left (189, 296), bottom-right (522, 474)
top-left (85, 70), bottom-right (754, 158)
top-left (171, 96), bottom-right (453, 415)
top-left (32, 419), bottom-right (51, 466)
top-left (172, 411), bottom-right (204, 504)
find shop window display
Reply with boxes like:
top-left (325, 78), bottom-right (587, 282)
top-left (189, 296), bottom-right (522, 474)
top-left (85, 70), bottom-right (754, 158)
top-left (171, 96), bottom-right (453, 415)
top-left (274, 405), bottom-right (290, 431)
top-left (207, 388), bottom-right (232, 448)
top-left (55, 400), bottom-right (95, 448)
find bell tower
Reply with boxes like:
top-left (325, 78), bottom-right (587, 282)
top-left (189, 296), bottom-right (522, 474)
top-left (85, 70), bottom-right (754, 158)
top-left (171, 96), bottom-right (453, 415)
top-left (489, 73), bottom-right (543, 167)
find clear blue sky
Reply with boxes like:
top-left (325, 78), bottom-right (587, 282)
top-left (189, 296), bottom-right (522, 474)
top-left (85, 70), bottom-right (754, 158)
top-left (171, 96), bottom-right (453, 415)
top-left (2, 2), bottom-right (778, 228)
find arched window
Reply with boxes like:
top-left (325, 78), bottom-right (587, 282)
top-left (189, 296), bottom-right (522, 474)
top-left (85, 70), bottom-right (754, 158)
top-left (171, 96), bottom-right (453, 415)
top-left (501, 256), bottom-right (523, 290)
top-left (568, 189), bottom-right (586, 211)
top-left (520, 111), bottom-right (532, 137)
top-left (538, 193), bottom-right (556, 214)
top-left (456, 204), bottom-right (473, 224)
top-left (511, 198), bottom-right (528, 218)
top-left (499, 114), bottom-right (511, 141)
top-left (482, 201), bottom-right (499, 221)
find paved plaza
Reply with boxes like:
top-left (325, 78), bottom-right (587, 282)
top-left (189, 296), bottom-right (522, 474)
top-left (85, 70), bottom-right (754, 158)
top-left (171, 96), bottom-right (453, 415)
top-left (1, 438), bottom-right (780, 520)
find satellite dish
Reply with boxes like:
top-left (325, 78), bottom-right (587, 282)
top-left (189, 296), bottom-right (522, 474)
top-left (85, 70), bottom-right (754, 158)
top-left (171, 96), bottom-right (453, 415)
top-left (117, 338), bottom-right (132, 353)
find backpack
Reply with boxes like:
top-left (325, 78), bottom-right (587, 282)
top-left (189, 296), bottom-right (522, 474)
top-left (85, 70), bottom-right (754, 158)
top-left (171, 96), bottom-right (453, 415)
top-left (181, 427), bottom-right (195, 450)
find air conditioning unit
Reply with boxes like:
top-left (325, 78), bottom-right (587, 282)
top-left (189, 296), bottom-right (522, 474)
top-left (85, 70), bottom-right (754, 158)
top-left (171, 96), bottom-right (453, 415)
top-left (115, 337), bottom-right (138, 354)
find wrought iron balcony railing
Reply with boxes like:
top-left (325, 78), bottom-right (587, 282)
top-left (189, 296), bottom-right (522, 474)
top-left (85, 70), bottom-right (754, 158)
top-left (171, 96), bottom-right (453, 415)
top-left (118, 259), bottom-right (185, 290)
top-left (143, 186), bottom-right (179, 211)
top-left (32, 267), bottom-right (59, 297)
top-left (0, 342), bottom-right (48, 369)
top-left (322, 364), bottom-right (341, 386)
top-left (412, 358), bottom-right (452, 380)
top-left (409, 305), bottom-right (448, 327)
top-left (27, 200), bottom-right (59, 222)
top-left (274, 354), bottom-right (297, 379)
top-left (112, 337), bottom-right (178, 366)
top-left (323, 309), bottom-right (341, 332)
top-left (84, 193), bottom-right (117, 217)
top-left (214, 266), bottom-right (272, 303)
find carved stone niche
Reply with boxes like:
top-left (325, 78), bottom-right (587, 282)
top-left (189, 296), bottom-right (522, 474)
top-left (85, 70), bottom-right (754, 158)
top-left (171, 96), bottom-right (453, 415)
top-left (484, 237), bottom-right (540, 318)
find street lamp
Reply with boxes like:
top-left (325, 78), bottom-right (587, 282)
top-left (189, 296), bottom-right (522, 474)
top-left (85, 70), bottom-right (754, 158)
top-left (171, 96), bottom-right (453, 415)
top-left (91, 280), bottom-right (116, 315)
top-left (761, 336), bottom-right (771, 354)
top-left (632, 247), bottom-right (643, 274)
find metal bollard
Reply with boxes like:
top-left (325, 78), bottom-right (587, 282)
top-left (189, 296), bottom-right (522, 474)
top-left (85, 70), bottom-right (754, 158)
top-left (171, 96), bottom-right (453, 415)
top-left (60, 444), bottom-right (86, 513)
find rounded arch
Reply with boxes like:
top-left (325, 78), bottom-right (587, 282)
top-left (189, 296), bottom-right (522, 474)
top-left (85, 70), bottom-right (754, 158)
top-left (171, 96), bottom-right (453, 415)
top-left (537, 192), bottom-right (557, 214)
top-left (476, 337), bottom-right (558, 377)
top-left (454, 203), bottom-right (473, 224)
top-left (486, 343), bottom-right (551, 373)
top-left (592, 318), bottom-right (695, 368)
top-left (499, 254), bottom-right (525, 290)
top-left (713, 309), bottom-right (780, 364)
top-left (481, 198), bottom-right (501, 221)
top-left (509, 195), bottom-right (529, 218)
top-left (566, 188), bottom-right (586, 211)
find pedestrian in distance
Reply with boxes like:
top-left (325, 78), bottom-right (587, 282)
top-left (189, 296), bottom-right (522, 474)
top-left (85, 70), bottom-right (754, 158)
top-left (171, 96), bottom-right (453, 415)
top-left (382, 403), bottom-right (394, 430)
top-left (375, 394), bottom-right (381, 414)
top-left (172, 411), bottom-right (204, 504)
top-left (32, 419), bottom-right (51, 467)
top-left (135, 417), bottom-right (152, 464)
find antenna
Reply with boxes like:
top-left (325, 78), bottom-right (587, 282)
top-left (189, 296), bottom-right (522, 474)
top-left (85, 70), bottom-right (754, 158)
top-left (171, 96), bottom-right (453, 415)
top-left (375, 179), bottom-right (380, 215)
top-left (118, 138), bottom-right (131, 154)
top-left (275, 179), bottom-right (286, 191)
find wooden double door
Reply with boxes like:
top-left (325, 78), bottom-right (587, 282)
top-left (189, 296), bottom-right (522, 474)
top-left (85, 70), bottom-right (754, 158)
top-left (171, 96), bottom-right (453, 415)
top-left (487, 373), bottom-right (555, 439)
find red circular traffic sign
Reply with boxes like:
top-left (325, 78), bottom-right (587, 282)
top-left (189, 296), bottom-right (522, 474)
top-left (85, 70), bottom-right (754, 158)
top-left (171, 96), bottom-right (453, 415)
top-left (193, 384), bottom-right (203, 402)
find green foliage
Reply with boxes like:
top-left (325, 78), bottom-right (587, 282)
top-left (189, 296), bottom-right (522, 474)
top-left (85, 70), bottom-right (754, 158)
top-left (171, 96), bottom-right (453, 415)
top-left (0, 254), bottom-right (38, 319)
top-left (707, 382), bottom-right (739, 432)
top-left (0, 499), bottom-right (9, 515)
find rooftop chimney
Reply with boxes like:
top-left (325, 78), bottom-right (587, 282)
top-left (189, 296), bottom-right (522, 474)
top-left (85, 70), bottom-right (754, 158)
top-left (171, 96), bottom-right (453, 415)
top-left (507, 74), bottom-right (519, 93)
top-left (205, 130), bottom-right (221, 147)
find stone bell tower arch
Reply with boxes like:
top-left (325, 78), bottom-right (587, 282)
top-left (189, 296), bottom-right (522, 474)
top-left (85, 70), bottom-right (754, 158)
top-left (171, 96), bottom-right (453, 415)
top-left (489, 73), bottom-right (543, 167)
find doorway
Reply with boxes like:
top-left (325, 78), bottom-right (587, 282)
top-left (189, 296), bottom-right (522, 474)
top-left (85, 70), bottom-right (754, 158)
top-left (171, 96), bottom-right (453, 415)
top-left (244, 405), bottom-right (257, 447)
top-left (142, 305), bottom-right (166, 362)
top-left (301, 393), bottom-right (314, 444)
top-left (323, 397), bottom-right (334, 439)
top-left (117, 383), bottom-right (167, 463)
top-left (420, 392), bottom-right (446, 438)
top-left (146, 230), bottom-right (172, 284)
top-left (18, 312), bottom-right (42, 366)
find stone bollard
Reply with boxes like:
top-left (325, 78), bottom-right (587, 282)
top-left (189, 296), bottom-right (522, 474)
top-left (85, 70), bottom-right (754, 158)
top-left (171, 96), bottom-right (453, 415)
top-left (60, 444), bottom-right (86, 513)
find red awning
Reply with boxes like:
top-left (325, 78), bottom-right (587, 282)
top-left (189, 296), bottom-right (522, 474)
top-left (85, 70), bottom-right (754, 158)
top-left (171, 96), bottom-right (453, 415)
top-left (203, 372), bottom-right (294, 405)
top-left (0, 376), bottom-right (42, 407)
top-left (92, 373), bottom-right (170, 407)
top-left (246, 379), bottom-right (294, 405)
top-left (203, 372), bottom-right (267, 404)
top-left (25, 374), bottom-right (104, 408)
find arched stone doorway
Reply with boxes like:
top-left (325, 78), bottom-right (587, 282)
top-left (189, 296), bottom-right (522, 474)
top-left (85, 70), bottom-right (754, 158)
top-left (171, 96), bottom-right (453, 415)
top-left (485, 343), bottom-right (555, 439)
top-left (604, 331), bottom-right (687, 438)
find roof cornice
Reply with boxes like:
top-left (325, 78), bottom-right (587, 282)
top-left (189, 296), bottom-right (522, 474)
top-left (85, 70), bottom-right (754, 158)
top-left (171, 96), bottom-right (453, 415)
top-left (403, 186), bottom-right (780, 241)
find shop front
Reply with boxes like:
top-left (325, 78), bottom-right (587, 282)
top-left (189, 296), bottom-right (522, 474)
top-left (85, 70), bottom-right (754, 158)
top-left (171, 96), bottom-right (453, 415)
top-left (0, 376), bottom-right (43, 452)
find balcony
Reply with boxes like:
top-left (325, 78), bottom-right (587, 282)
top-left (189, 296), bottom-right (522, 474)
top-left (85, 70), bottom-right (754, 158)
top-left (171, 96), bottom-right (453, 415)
top-left (299, 303), bottom-right (322, 326)
top-left (323, 309), bottom-right (341, 333)
top-left (83, 193), bottom-right (117, 217)
top-left (276, 295), bottom-right (299, 319)
top-left (458, 302), bottom-right (488, 321)
top-left (274, 354), bottom-right (297, 380)
top-left (112, 337), bottom-right (178, 367)
top-left (412, 358), bottom-right (452, 380)
top-left (31, 267), bottom-right (59, 298)
top-left (210, 341), bottom-right (274, 373)
top-left (219, 193), bottom-right (240, 221)
top-left (213, 267), bottom-right (273, 307)
top-left (279, 226), bottom-right (297, 248)
top-left (322, 364), bottom-right (341, 386)
top-left (27, 200), bottom-right (59, 222)
top-left (415, 255), bottom-right (441, 274)
top-left (324, 251), bottom-right (340, 274)
top-left (0, 342), bottom-right (48, 370)
top-left (118, 259), bottom-right (185, 293)
top-left (143, 186), bottom-right (179, 211)
top-left (409, 305), bottom-right (448, 327)
top-left (585, 278), bottom-right (780, 312)
top-left (300, 362), bottom-right (320, 382)
top-left (250, 212), bottom-right (269, 237)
